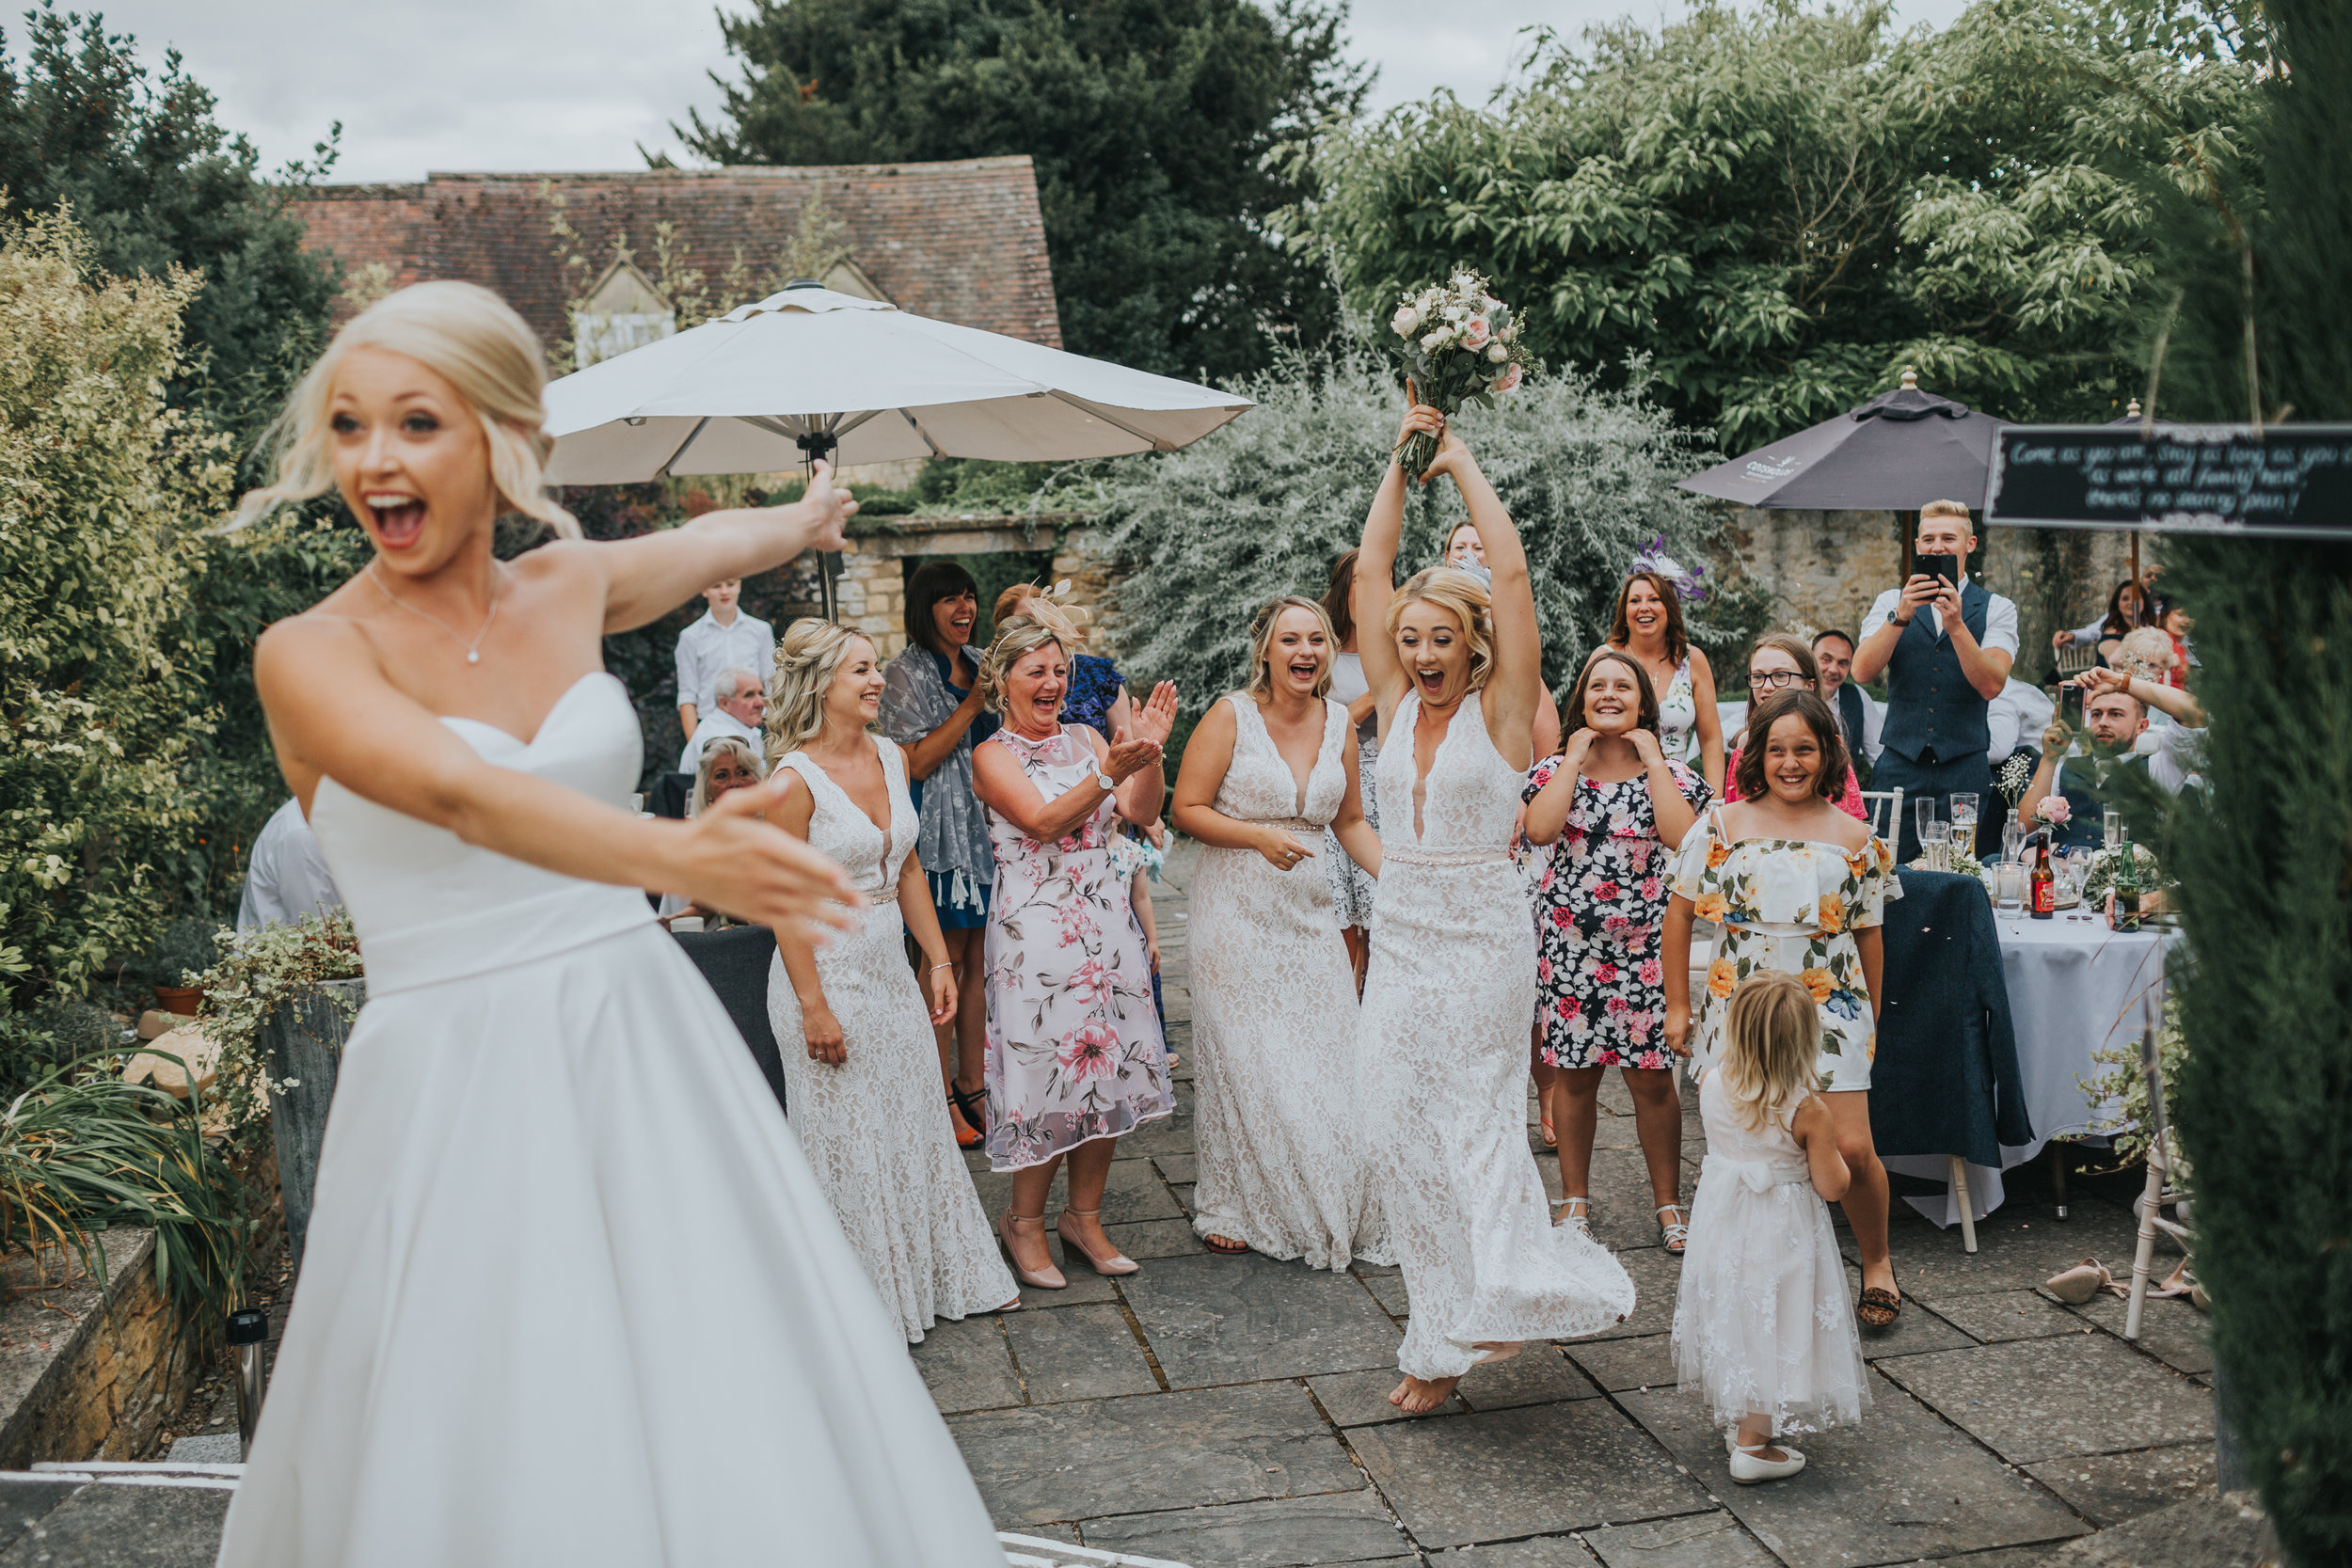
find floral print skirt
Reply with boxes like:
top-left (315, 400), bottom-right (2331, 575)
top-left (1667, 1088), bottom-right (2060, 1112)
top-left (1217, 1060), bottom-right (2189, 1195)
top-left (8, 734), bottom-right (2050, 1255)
top-left (1694, 922), bottom-right (1877, 1093)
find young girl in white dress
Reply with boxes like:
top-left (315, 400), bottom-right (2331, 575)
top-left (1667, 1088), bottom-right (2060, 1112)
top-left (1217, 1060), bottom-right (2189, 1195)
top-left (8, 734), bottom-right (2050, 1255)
top-left (1673, 969), bottom-right (1868, 1483)
top-left (765, 619), bottom-right (1020, 1341)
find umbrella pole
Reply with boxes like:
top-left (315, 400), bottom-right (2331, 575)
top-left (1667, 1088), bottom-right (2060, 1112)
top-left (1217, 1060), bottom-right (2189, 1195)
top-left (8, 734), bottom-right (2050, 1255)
top-left (799, 430), bottom-right (843, 623)
top-left (2130, 530), bottom-right (2141, 615)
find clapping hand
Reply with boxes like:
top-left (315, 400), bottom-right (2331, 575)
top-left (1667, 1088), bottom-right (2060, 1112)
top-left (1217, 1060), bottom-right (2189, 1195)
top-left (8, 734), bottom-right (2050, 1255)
top-left (1129, 681), bottom-right (1179, 750)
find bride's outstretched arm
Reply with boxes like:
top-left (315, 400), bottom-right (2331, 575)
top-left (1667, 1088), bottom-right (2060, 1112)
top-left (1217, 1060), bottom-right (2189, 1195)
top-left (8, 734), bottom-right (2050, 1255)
top-left (592, 458), bottom-right (859, 634)
top-left (257, 617), bottom-right (857, 939)
top-left (1357, 395), bottom-right (1444, 740)
top-left (1424, 430), bottom-right (1539, 768)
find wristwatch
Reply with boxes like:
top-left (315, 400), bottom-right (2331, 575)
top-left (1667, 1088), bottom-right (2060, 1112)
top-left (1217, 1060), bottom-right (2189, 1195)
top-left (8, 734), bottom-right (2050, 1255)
top-left (1093, 768), bottom-right (1116, 791)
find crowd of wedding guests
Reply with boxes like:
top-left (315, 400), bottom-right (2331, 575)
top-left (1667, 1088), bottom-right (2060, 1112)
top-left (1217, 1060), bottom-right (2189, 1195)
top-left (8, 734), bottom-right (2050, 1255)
top-left (646, 403), bottom-right (2207, 1491)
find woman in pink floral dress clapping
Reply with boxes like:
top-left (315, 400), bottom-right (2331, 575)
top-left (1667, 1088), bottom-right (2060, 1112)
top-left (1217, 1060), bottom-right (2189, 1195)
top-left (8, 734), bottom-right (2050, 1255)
top-left (972, 617), bottom-right (1180, 1291)
top-left (1523, 650), bottom-right (1710, 1255)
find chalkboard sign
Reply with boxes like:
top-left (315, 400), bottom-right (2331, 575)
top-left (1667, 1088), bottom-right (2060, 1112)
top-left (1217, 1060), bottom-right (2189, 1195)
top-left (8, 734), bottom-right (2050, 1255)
top-left (1986, 423), bottom-right (2352, 539)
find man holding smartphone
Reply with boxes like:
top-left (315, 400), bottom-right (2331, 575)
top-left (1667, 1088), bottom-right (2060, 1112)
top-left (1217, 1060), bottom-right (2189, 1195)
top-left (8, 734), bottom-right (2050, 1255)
top-left (1851, 499), bottom-right (2017, 859)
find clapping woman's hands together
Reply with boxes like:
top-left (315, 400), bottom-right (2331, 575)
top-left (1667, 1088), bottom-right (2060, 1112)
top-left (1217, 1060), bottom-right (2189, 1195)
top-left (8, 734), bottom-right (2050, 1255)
top-left (1104, 682), bottom-right (1179, 783)
top-left (677, 775), bottom-right (862, 943)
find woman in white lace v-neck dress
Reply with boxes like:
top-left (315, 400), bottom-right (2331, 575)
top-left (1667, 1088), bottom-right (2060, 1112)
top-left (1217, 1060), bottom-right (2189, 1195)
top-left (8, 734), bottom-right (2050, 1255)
top-left (1356, 402), bottom-right (1635, 1416)
top-left (766, 620), bottom-right (1019, 1341)
top-left (1171, 596), bottom-right (1390, 1268)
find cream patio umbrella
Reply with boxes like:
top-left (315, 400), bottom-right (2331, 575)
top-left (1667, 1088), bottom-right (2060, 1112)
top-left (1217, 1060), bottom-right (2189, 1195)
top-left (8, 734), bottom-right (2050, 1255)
top-left (542, 281), bottom-right (1255, 614)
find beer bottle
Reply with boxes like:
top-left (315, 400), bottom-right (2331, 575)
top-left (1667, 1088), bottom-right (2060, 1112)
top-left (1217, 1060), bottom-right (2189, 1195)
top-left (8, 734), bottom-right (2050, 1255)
top-left (2030, 829), bottom-right (2057, 919)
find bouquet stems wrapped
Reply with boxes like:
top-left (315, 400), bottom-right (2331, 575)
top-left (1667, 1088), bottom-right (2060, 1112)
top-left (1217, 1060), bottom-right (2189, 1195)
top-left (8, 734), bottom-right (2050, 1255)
top-left (1388, 269), bottom-right (1534, 478)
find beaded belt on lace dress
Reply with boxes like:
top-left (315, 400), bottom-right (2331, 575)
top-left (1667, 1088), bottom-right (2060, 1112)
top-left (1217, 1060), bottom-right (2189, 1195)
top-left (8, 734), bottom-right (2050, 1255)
top-left (1380, 844), bottom-right (1511, 868)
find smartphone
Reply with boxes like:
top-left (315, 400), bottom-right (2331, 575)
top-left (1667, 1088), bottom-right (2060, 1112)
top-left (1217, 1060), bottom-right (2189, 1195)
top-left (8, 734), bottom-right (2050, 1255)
top-left (1920, 552), bottom-right (1962, 587)
top-left (2060, 682), bottom-right (2083, 725)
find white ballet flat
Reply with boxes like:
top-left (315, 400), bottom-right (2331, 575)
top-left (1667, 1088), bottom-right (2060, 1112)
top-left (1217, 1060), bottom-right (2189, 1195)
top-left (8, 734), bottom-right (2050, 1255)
top-left (1729, 1441), bottom-right (1806, 1483)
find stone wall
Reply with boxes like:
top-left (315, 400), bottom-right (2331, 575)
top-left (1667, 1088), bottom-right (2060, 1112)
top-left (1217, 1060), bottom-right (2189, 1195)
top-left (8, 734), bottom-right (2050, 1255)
top-left (1711, 507), bottom-right (2144, 675)
top-left (831, 513), bottom-right (1102, 659)
top-left (0, 1229), bottom-right (200, 1467)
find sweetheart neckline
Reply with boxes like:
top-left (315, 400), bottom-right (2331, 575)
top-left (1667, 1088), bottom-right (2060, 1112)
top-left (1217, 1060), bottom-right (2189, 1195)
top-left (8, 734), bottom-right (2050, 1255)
top-left (437, 672), bottom-right (619, 750)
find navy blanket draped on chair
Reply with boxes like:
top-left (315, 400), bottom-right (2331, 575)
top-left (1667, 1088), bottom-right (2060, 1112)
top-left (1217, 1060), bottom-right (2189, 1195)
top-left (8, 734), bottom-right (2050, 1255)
top-left (1869, 868), bottom-right (2032, 1166)
top-left (673, 924), bottom-right (789, 1115)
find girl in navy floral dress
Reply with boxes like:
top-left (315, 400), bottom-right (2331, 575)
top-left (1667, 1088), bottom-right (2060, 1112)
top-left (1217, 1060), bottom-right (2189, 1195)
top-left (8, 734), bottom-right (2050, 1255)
top-left (1524, 650), bottom-right (1710, 1253)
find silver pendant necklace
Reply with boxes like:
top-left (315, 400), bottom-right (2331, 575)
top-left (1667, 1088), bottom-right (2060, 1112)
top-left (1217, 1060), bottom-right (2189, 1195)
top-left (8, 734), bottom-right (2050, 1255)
top-left (367, 562), bottom-right (502, 665)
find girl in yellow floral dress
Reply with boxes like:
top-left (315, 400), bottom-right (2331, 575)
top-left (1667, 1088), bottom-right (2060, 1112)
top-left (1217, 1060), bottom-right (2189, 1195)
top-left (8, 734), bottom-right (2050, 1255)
top-left (1663, 690), bottom-right (1906, 1328)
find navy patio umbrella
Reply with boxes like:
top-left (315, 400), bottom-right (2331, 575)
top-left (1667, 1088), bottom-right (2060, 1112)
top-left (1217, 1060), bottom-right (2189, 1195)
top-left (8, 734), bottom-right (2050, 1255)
top-left (1677, 370), bottom-right (2006, 512)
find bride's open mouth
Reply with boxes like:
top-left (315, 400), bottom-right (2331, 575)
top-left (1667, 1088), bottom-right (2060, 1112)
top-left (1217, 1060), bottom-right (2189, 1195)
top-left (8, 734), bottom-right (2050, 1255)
top-left (365, 491), bottom-right (427, 548)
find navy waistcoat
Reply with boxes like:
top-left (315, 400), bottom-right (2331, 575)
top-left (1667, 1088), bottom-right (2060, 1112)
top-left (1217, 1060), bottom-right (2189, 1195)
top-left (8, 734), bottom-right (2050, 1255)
top-left (1880, 581), bottom-right (1991, 766)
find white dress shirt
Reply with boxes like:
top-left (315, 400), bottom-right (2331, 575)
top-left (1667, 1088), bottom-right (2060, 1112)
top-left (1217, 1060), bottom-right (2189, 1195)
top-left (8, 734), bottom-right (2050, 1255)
top-left (677, 709), bottom-right (762, 775)
top-left (673, 610), bottom-right (775, 712)
top-left (237, 798), bottom-right (344, 932)
top-left (1986, 678), bottom-right (2055, 764)
top-left (2059, 719), bottom-right (2203, 798)
top-left (1861, 572), bottom-right (2020, 656)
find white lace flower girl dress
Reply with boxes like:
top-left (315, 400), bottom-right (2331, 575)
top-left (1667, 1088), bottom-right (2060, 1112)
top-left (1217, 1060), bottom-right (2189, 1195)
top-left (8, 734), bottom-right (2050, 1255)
top-left (1672, 1067), bottom-right (1869, 1437)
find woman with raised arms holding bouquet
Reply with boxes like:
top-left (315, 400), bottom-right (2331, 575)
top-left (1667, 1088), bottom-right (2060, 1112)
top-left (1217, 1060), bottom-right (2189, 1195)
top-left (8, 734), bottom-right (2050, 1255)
top-left (1355, 376), bottom-right (1633, 1418)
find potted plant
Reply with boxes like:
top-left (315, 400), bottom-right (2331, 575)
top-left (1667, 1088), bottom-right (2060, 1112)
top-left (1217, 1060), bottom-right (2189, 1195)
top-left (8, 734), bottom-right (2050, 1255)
top-left (145, 917), bottom-right (224, 1016)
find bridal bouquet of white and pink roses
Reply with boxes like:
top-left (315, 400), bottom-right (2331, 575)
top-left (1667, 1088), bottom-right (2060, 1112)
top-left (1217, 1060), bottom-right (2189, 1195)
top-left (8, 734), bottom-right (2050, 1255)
top-left (1388, 269), bottom-right (1533, 479)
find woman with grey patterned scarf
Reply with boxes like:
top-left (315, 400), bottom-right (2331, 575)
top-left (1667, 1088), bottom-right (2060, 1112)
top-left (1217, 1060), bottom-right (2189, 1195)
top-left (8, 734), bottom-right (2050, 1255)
top-left (881, 561), bottom-right (998, 1148)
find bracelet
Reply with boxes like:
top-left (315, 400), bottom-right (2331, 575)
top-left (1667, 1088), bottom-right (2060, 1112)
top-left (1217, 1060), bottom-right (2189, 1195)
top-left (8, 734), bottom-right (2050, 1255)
top-left (930, 962), bottom-right (954, 973)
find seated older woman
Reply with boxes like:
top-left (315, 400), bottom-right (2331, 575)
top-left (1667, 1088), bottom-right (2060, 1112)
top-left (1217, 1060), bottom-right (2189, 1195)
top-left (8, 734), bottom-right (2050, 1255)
top-left (660, 737), bottom-right (765, 927)
top-left (970, 616), bottom-right (1179, 1288)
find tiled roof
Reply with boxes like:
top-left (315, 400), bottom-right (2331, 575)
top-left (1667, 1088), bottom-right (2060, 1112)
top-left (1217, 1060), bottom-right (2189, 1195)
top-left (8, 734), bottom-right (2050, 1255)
top-left (293, 157), bottom-right (1062, 348)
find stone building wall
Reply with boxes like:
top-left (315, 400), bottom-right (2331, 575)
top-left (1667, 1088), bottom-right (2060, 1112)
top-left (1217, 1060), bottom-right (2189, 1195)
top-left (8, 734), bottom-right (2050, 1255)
top-left (827, 513), bottom-right (1102, 659)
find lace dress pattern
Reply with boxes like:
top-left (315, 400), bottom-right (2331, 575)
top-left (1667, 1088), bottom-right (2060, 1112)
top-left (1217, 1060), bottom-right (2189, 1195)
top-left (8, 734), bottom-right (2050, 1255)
top-left (1673, 1069), bottom-right (1868, 1435)
top-left (1524, 758), bottom-right (1711, 1070)
top-left (1187, 695), bottom-right (1390, 1269)
top-left (981, 724), bottom-right (1173, 1171)
top-left (1359, 691), bottom-right (1636, 1380)
top-left (766, 739), bottom-right (1018, 1342)
top-left (1669, 809), bottom-right (1899, 1092)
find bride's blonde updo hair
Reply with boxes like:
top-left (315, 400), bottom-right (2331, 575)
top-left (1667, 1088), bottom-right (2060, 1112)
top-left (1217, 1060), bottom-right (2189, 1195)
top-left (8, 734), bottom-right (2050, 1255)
top-left (229, 280), bottom-right (580, 539)
top-left (765, 618), bottom-right (872, 762)
top-left (1386, 565), bottom-right (1496, 692)
top-left (977, 617), bottom-right (1069, 718)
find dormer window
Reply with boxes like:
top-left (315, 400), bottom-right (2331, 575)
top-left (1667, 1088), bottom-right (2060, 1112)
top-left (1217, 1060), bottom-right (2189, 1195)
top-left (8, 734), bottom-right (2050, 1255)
top-left (572, 259), bottom-right (675, 367)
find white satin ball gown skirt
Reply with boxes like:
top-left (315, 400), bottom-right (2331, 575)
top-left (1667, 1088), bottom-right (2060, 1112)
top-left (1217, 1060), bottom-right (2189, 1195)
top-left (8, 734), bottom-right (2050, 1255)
top-left (215, 675), bottom-right (1003, 1568)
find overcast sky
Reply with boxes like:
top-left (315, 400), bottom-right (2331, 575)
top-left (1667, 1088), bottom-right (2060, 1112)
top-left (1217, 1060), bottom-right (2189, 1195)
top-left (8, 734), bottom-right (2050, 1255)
top-left (93, 0), bottom-right (1968, 185)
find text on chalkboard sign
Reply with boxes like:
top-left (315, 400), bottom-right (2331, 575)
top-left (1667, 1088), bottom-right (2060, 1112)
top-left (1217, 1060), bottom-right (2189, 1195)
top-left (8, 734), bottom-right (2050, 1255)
top-left (1985, 423), bottom-right (2352, 539)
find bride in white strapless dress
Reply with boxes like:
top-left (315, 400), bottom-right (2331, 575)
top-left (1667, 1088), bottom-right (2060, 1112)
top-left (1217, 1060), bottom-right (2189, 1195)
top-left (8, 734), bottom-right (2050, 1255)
top-left (1353, 403), bottom-right (1634, 1417)
top-left (214, 282), bottom-right (1005, 1567)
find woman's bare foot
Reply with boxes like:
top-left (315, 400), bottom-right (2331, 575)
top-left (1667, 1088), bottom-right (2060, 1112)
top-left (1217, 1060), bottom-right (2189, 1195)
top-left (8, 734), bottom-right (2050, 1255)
top-left (1471, 1340), bottom-right (1521, 1365)
top-left (1389, 1374), bottom-right (1461, 1415)
top-left (1203, 1233), bottom-right (1249, 1254)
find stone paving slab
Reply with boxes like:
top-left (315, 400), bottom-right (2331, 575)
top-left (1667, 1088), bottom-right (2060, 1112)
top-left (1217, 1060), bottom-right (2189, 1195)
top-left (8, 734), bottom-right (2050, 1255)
top-left (1346, 1399), bottom-right (1710, 1549)
top-left (1121, 1085), bottom-right (1198, 1159)
top-left (1120, 1253), bottom-right (1402, 1388)
top-left (1106, 1218), bottom-right (1211, 1261)
top-left (1080, 1490), bottom-right (1413, 1566)
top-left (970, 1155), bottom-right (1184, 1227)
top-left (1583, 1510), bottom-right (1783, 1568)
top-left (948, 1383), bottom-right (1364, 1527)
top-left (2066, 1290), bottom-right (2212, 1375)
top-left (1917, 1287), bottom-right (2083, 1343)
top-left (1566, 1333), bottom-right (1678, 1394)
top-left (0, 1483), bottom-right (230, 1568)
top-left (1860, 1200), bottom-right (2147, 1304)
top-left (914, 1313), bottom-right (1026, 1412)
top-left (1358, 1270), bottom-right (1408, 1319)
top-left (1153, 1153), bottom-right (1198, 1185)
top-left (1425, 1538), bottom-right (1602, 1566)
top-left (1617, 1378), bottom-right (2090, 1567)
top-left (1872, 1333), bottom-right (2214, 1465)
top-left (1454, 1344), bottom-right (1606, 1412)
top-left (2026, 1442), bottom-right (2218, 1527)
top-left (1004, 1303), bottom-right (1162, 1403)
top-left (1835, 1263), bottom-right (1974, 1360)
top-left (1308, 1368), bottom-right (1466, 1427)
top-left (1581, 1245), bottom-right (1680, 1342)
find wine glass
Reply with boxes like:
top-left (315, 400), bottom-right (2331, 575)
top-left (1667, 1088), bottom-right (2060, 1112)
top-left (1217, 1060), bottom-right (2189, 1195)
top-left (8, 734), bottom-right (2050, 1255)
top-left (1915, 798), bottom-right (1938, 860)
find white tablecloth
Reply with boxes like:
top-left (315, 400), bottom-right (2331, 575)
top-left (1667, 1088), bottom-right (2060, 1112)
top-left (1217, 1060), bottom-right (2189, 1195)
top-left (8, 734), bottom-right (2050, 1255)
top-left (1884, 912), bottom-right (2176, 1226)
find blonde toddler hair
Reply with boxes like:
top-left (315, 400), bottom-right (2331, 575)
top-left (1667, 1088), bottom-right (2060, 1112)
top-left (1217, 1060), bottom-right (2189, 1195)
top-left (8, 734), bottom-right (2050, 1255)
top-left (765, 618), bottom-right (873, 762)
top-left (1245, 594), bottom-right (1337, 701)
top-left (977, 618), bottom-right (1070, 717)
top-left (1718, 971), bottom-right (1821, 1133)
top-left (230, 280), bottom-right (580, 539)
top-left (1384, 566), bottom-right (1495, 693)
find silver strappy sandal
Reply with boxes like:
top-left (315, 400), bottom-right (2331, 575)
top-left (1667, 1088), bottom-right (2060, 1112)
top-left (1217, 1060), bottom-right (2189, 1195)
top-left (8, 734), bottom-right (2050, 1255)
top-left (1657, 1204), bottom-right (1690, 1257)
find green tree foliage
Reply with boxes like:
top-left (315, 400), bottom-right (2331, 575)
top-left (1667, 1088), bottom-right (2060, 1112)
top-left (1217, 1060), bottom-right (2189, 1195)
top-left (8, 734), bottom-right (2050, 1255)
top-left (1, 8), bottom-right (362, 919)
top-left (1091, 345), bottom-right (1748, 760)
top-left (2128, 0), bottom-right (2352, 1555)
top-left (0, 212), bottom-right (225, 1040)
top-left (1285, 0), bottom-right (2260, 447)
top-left (0, 3), bottom-right (342, 459)
top-left (677, 0), bottom-right (1369, 383)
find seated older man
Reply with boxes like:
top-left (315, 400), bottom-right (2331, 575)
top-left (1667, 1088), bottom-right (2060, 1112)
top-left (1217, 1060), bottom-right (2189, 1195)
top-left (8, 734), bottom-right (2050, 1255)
top-left (676, 665), bottom-right (769, 774)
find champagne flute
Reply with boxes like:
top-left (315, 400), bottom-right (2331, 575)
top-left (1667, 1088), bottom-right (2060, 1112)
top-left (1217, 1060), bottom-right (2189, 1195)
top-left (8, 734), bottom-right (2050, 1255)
top-left (1949, 792), bottom-right (1979, 855)
top-left (2103, 808), bottom-right (2123, 852)
top-left (1921, 818), bottom-right (1951, 872)
top-left (1915, 798), bottom-right (1937, 861)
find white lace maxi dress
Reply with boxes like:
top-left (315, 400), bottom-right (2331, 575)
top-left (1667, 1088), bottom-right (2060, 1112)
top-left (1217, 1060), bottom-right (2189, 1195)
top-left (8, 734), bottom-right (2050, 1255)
top-left (1359, 690), bottom-right (1636, 1381)
top-left (1187, 694), bottom-right (1390, 1268)
top-left (1673, 1068), bottom-right (1867, 1435)
top-left (766, 738), bottom-right (1018, 1342)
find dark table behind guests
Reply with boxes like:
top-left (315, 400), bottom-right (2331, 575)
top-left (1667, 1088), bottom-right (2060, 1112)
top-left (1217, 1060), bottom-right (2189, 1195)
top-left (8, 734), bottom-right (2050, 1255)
top-left (672, 925), bottom-right (790, 1115)
top-left (1868, 868), bottom-right (2032, 1169)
